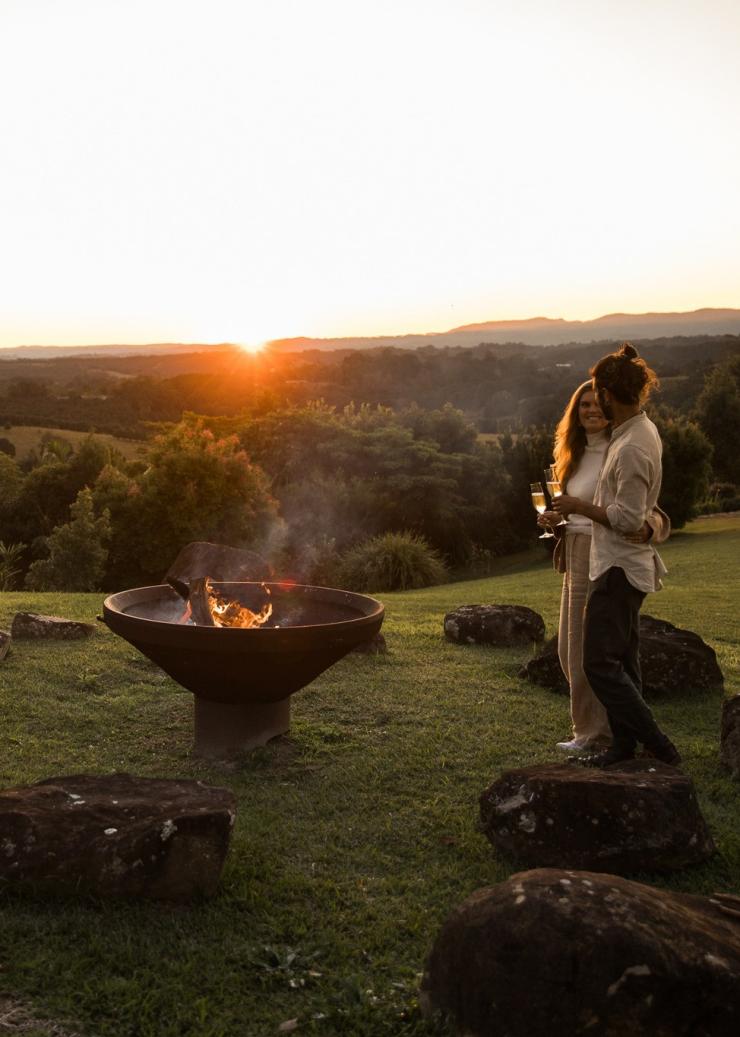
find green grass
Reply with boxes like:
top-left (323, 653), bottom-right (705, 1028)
top-left (1, 425), bottom-right (145, 462)
top-left (0, 516), bottom-right (738, 1036)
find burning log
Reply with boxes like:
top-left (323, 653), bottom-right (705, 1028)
top-left (165, 542), bottom-right (271, 588)
top-left (168, 575), bottom-right (272, 629)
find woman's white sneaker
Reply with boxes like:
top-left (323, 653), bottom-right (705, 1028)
top-left (556, 737), bottom-right (591, 752)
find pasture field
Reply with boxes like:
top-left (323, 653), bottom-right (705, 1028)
top-left (1, 425), bottom-right (145, 461)
top-left (0, 515), bottom-right (738, 1035)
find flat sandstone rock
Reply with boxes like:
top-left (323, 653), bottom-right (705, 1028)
top-left (11, 612), bottom-right (96, 640)
top-left (0, 773), bottom-right (236, 900)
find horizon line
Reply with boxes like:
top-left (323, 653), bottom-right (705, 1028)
top-left (2, 305), bottom-right (740, 351)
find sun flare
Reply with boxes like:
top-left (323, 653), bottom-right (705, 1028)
top-left (235, 340), bottom-right (267, 355)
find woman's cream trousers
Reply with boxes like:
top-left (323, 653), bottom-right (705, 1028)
top-left (558, 532), bottom-right (611, 744)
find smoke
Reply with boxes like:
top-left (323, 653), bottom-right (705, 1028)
top-left (253, 474), bottom-right (379, 584)
top-left (157, 471), bottom-right (379, 594)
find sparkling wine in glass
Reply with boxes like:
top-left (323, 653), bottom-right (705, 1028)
top-left (530, 481), bottom-right (554, 538)
top-left (544, 466), bottom-right (567, 527)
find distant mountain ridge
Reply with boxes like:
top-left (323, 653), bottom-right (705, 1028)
top-left (269, 308), bottom-right (740, 351)
top-left (0, 343), bottom-right (234, 360)
top-left (2, 309), bottom-right (739, 359)
top-left (446, 308), bottom-right (740, 335)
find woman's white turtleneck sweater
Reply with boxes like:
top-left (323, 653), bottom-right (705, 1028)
top-left (563, 429), bottom-right (609, 534)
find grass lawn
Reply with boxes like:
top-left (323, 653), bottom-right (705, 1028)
top-left (0, 515), bottom-right (738, 1036)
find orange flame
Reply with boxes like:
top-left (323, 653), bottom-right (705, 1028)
top-left (205, 578), bottom-right (273, 629)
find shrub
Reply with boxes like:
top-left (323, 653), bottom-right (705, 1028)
top-left (337, 531), bottom-right (448, 592)
top-left (0, 541), bottom-right (25, 590)
top-left (699, 482), bottom-right (740, 515)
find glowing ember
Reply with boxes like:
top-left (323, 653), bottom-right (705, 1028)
top-left (205, 578), bottom-right (273, 629)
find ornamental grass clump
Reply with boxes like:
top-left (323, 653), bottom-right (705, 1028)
top-left (337, 530), bottom-right (447, 592)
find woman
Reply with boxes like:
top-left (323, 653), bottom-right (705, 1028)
top-left (539, 381), bottom-right (612, 751)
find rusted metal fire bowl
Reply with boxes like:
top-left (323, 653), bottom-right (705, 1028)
top-left (103, 581), bottom-right (384, 756)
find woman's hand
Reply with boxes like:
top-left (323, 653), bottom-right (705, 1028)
top-left (552, 494), bottom-right (581, 517)
top-left (537, 510), bottom-right (560, 529)
top-left (623, 521), bottom-right (652, 544)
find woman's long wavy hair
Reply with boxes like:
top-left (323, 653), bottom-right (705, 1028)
top-left (553, 381), bottom-right (609, 487)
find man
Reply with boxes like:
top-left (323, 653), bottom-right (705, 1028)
top-left (553, 342), bottom-right (680, 767)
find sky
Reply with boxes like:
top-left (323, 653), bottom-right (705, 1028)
top-left (1, 0), bottom-right (739, 348)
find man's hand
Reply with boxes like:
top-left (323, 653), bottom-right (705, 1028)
top-left (552, 494), bottom-right (581, 517)
top-left (623, 521), bottom-right (652, 543)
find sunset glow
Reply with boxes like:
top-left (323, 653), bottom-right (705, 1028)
top-left (1, 0), bottom-right (739, 348)
top-left (235, 340), bottom-right (268, 356)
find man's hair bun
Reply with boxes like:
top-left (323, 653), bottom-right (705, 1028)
top-left (618, 342), bottom-right (639, 359)
top-left (591, 341), bottom-right (658, 404)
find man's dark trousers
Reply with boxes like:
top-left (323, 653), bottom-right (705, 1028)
top-left (583, 565), bottom-right (664, 753)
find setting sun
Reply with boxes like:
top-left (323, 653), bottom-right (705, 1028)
top-left (235, 340), bottom-right (267, 355)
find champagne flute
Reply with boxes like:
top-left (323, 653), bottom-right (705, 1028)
top-left (530, 481), bottom-right (554, 538)
top-left (544, 466), bottom-right (567, 527)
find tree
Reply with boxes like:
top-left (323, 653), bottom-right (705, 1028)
top-left (230, 403), bottom-right (520, 570)
top-left (0, 453), bottom-right (23, 509)
top-left (3, 435), bottom-right (114, 547)
top-left (654, 414), bottom-right (713, 529)
top-left (693, 353), bottom-right (740, 485)
top-left (398, 403), bottom-right (478, 454)
top-left (94, 417), bottom-right (277, 588)
top-left (5, 378), bottom-right (50, 400)
top-left (499, 427), bottom-right (555, 551)
top-left (25, 488), bottom-right (111, 591)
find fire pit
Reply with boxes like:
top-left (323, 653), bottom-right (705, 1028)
top-left (102, 581), bottom-right (384, 756)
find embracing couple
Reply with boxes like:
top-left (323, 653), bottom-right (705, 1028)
top-left (539, 342), bottom-right (680, 769)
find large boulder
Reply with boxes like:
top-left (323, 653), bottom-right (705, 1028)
top-left (720, 695), bottom-right (740, 779)
top-left (479, 760), bottom-right (715, 874)
top-left (421, 868), bottom-right (740, 1037)
top-left (444, 604), bottom-right (545, 647)
top-left (10, 612), bottom-right (96, 640)
top-left (0, 773), bottom-right (236, 900)
top-left (639, 615), bottom-right (724, 695)
top-left (518, 634), bottom-right (568, 692)
top-left (520, 614), bottom-right (724, 697)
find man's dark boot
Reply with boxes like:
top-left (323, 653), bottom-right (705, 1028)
top-left (572, 745), bottom-right (636, 768)
top-left (644, 736), bottom-right (682, 766)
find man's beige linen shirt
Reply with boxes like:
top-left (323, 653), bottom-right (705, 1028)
top-left (590, 411), bottom-right (667, 593)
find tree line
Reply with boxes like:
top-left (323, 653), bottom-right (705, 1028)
top-left (1, 346), bottom-right (737, 594)
top-left (1, 335), bottom-right (737, 439)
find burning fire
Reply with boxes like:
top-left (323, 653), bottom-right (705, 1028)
top-left (206, 578), bottom-right (272, 628)
top-left (174, 575), bottom-right (274, 628)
